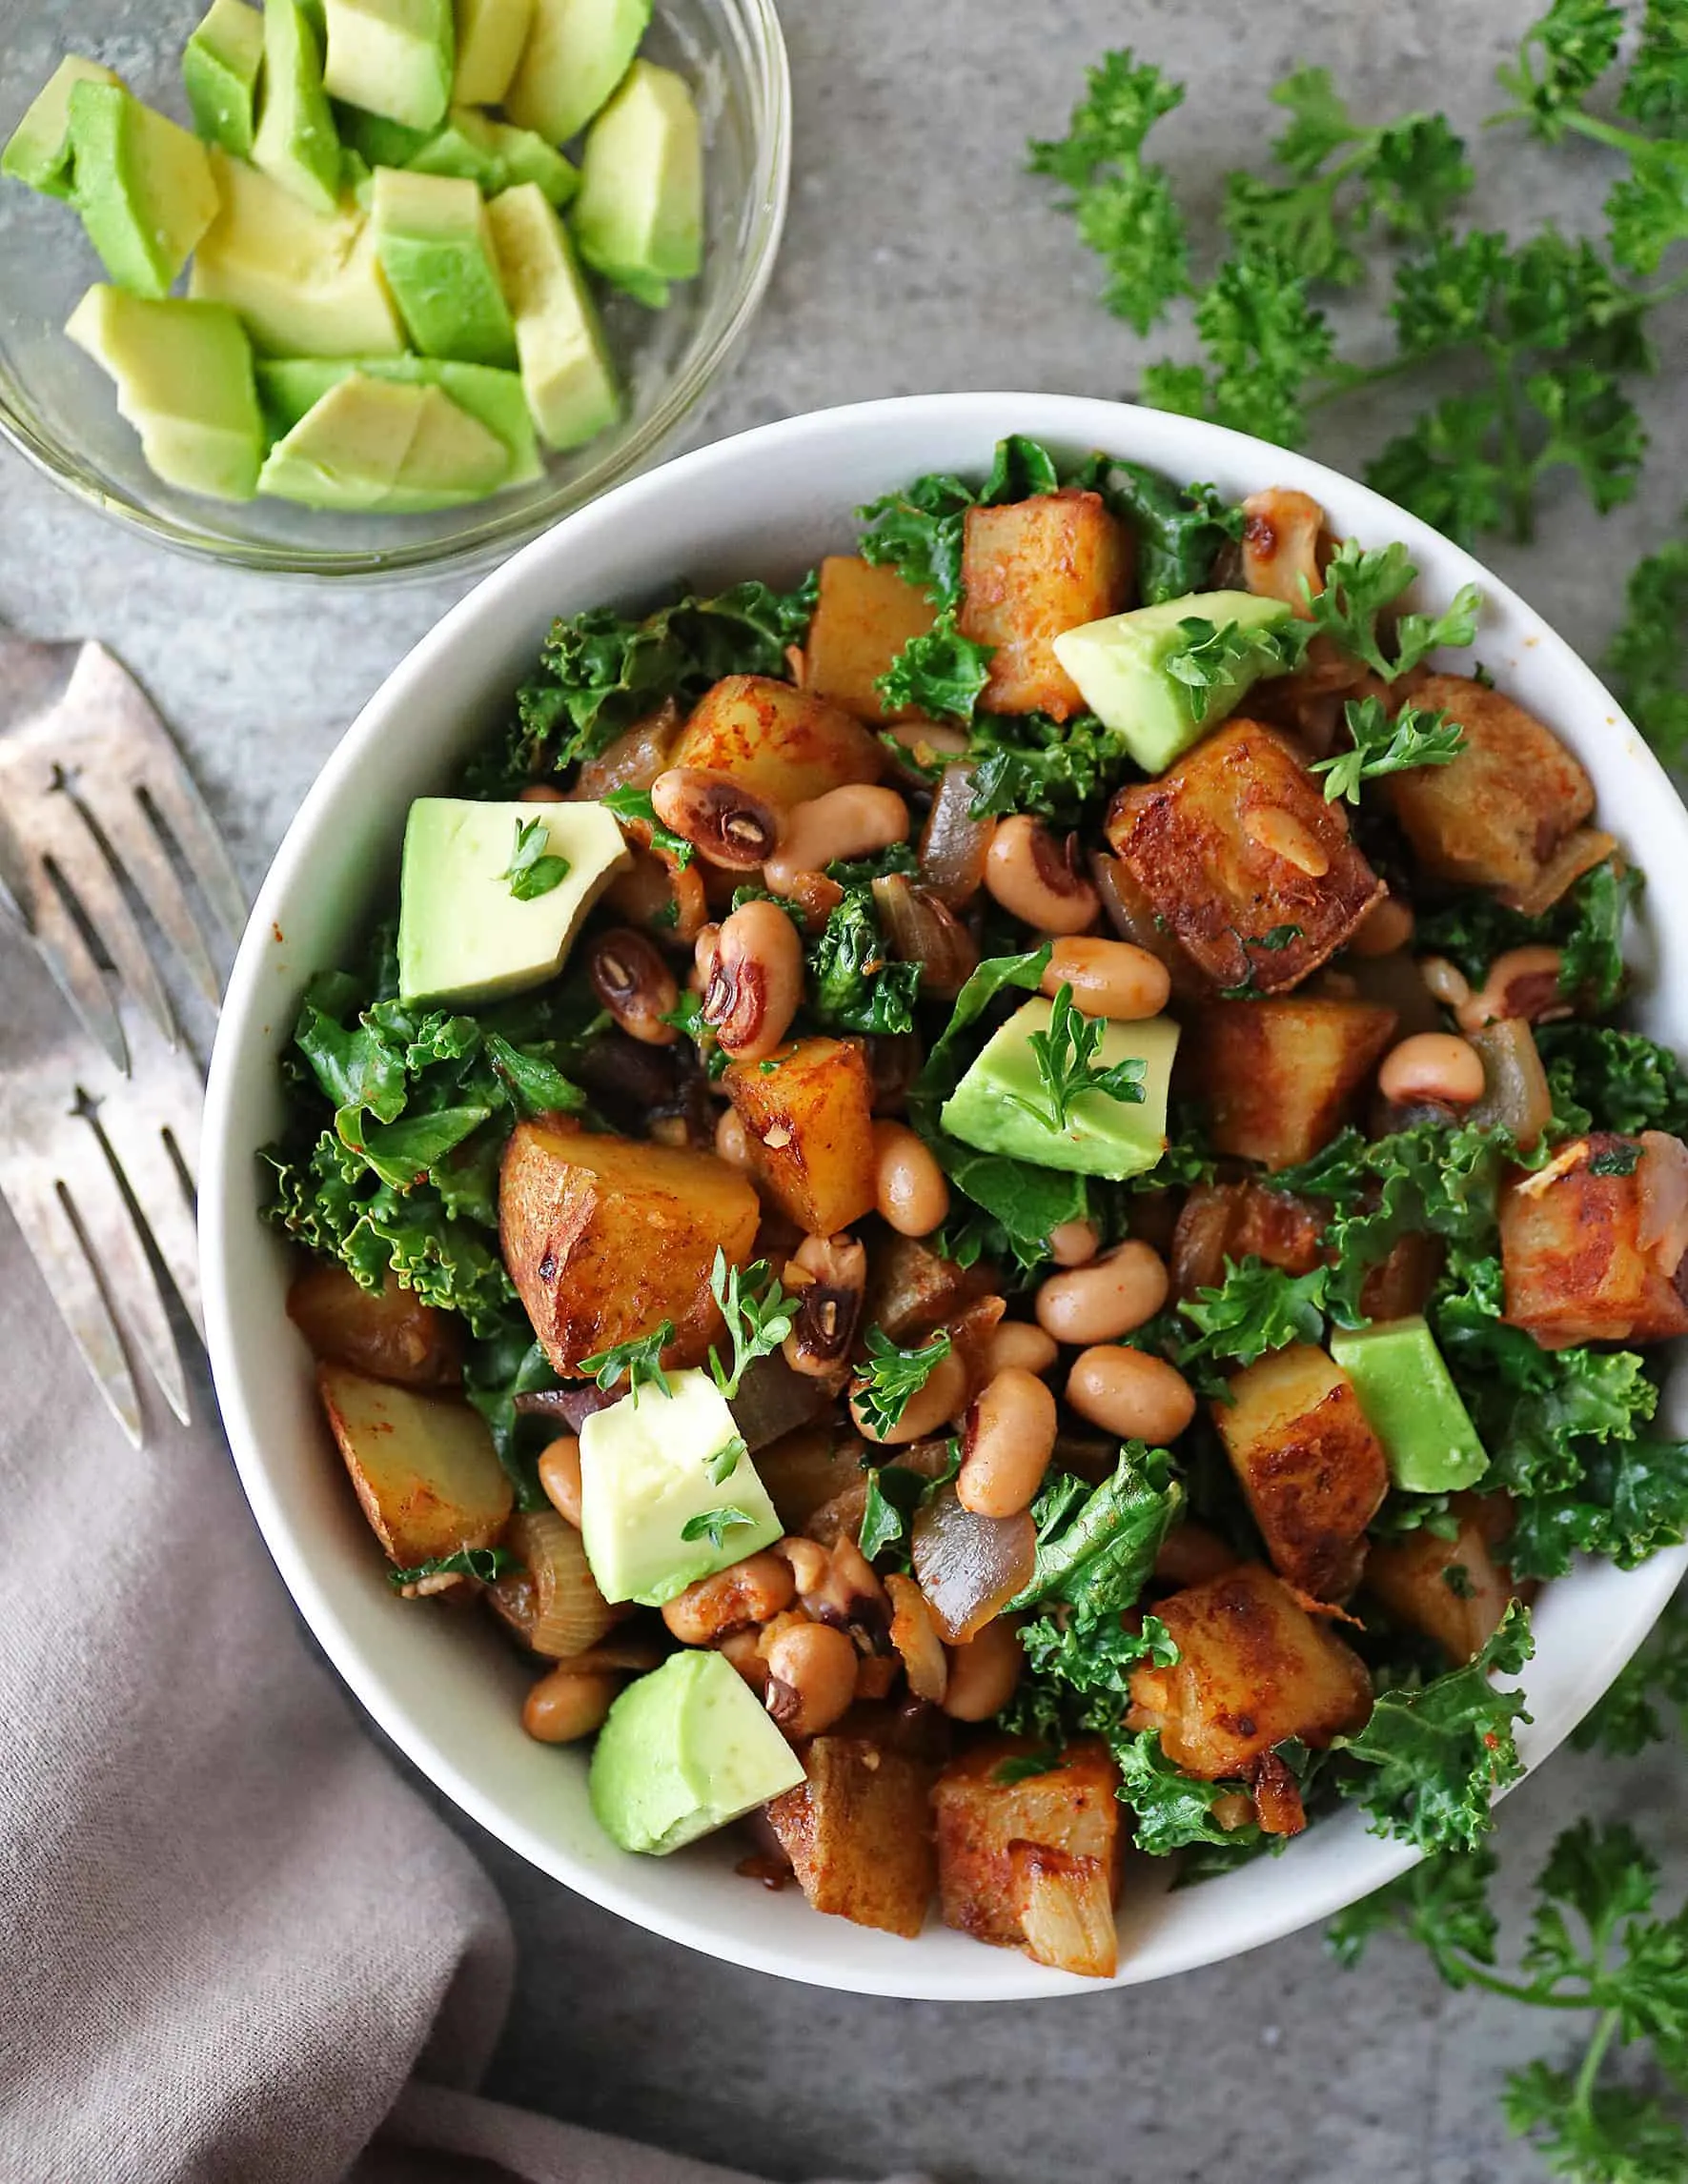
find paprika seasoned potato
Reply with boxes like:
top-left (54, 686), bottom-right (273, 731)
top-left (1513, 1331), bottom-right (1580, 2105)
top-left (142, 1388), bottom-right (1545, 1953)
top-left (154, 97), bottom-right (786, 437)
top-left (1500, 1134), bottom-right (1688, 1348)
top-left (499, 1118), bottom-right (760, 1374)
top-left (1183, 998), bottom-right (1398, 1169)
top-left (764, 1733), bottom-right (938, 1938)
top-left (957, 490), bottom-right (1133, 719)
top-left (674, 675), bottom-right (884, 805)
top-left (1366, 1493), bottom-right (1517, 1665)
top-left (722, 1036), bottom-right (878, 1235)
top-left (1106, 720), bottom-right (1385, 995)
top-left (803, 556), bottom-right (938, 722)
top-left (317, 1364), bottom-right (513, 1568)
top-left (288, 1264), bottom-right (461, 1386)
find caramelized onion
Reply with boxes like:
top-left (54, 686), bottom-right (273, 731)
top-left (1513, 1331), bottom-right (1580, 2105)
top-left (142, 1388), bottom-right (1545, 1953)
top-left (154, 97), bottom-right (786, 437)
top-left (1240, 487), bottom-right (1325, 612)
top-left (489, 1510), bottom-right (617, 1659)
top-left (1468, 1020), bottom-right (1554, 1149)
top-left (1637, 1131), bottom-right (1688, 1276)
top-left (1506, 828), bottom-right (1620, 920)
top-left (872, 875), bottom-right (979, 999)
top-left (573, 702), bottom-right (681, 799)
top-left (919, 765), bottom-right (996, 907)
top-left (1169, 1183), bottom-right (1240, 1300)
top-left (910, 1484), bottom-right (1035, 1644)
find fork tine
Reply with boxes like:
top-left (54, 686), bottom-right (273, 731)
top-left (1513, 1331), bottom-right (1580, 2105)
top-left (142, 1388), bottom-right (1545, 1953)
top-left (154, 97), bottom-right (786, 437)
top-left (82, 785), bottom-right (224, 1010)
top-left (0, 1160), bottom-right (144, 1448)
top-left (28, 793), bottom-right (177, 1054)
top-left (18, 870), bottom-right (129, 1072)
top-left (138, 766), bottom-right (247, 940)
top-left (58, 1120), bottom-right (192, 1427)
top-left (94, 1096), bottom-right (204, 1343)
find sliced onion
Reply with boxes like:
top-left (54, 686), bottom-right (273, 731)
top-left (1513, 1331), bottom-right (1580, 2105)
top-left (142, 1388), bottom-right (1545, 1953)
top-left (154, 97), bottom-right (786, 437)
top-left (1169, 1183), bottom-right (1240, 1299)
top-left (515, 1385), bottom-right (616, 1431)
top-left (1506, 827), bottom-right (1619, 920)
top-left (729, 1351), bottom-right (838, 1453)
top-left (1468, 1020), bottom-right (1554, 1149)
top-left (489, 1510), bottom-right (617, 1659)
top-left (918, 765), bottom-right (996, 907)
top-left (1240, 488), bottom-right (1326, 612)
top-left (1637, 1131), bottom-right (1688, 1275)
top-left (911, 1485), bottom-right (1035, 1644)
top-left (1088, 852), bottom-right (1197, 995)
top-left (573, 702), bottom-right (681, 799)
top-left (872, 874), bottom-right (979, 999)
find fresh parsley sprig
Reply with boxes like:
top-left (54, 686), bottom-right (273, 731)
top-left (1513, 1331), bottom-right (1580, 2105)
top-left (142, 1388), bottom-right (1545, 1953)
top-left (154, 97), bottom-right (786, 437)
top-left (1162, 614), bottom-right (1309, 724)
top-left (1605, 512), bottom-right (1688, 768)
top-left (1312, 696), bottom-right (1466, 803)
top-left (388, 1546), bottom-right (520, 1589)
top-left (704, 1432), bottom-right (748, 1487)
top-left (1006, 984), bottom-right (1147, 1135)
top-left (851, 1326), bottom-right (953, 1439)
top-left (679, 1506), bottom-right (757, 1551)
top-left (706, 1250), bottom-right (796, 1400)
top-left (578, 1321), bottom-right (675, 1403)
top-left (1305, 541), bottom-right (1483, 678)
top-left (500, 817), bottom-right (571, 901)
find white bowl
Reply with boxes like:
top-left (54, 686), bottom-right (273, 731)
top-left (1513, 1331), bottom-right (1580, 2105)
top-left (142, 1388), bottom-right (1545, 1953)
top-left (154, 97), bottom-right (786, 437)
top-left (201, 392), bottom-right (1688, 1999)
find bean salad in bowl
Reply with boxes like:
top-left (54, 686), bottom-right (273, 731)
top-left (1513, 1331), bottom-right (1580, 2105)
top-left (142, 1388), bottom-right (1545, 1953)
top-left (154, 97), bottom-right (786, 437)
top-left (259, 428), bottom-right (1688, 1981)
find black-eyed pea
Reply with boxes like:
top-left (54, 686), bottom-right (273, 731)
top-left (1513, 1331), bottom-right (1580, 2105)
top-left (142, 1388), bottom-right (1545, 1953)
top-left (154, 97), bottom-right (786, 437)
top-left (873, 1120), bottom-right (950, 1237)
top-left (941, 1614), bottom-right (1025, 1722)
top-left (1065, 1345), bottom-right (1196, 1445)
top-left (1035, 1241), bottom-right (1169, 1346)
top-left (521, 1667), bottom-right (619, 1744)
top-left (762, 1618), bottom-right (859, 1739)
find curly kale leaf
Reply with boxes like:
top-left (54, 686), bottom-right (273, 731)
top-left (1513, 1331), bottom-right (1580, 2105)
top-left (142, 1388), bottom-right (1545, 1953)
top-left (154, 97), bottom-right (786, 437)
top-left (804, 888), bottom-right (922, 1037)
top-left (1007, 1444), bottom-right (1185, 1617)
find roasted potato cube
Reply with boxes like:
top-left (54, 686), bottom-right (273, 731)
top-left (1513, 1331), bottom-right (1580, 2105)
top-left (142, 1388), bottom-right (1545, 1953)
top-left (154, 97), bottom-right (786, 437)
top-left (957, 490), bottom-right (1133, 720)
top-left (499, 1120), bottom-right (760, 1374)
top-left (1106, 720), bottom-right (1385, 994)
top-left (1500, 1135), bottom-right (1688, 1348)
top-left (317, 1364), bottom-right (512, 1567)
top-left (1386, 675), bottom-right (1596, 904)
top-left (763, 1733), bottom-right (937, 1938)
top-left (1171, 1180), bottom-right (1328, 1298)
top-left (1366, 1493), bottom-right (1517, 1665)
top-left (288, 1264), bottom-right (461, 1386)
top-left (1214, 1344), bottom-right (1390, 1600)
top-left (723, 1037), bottom-right (877, 1235)
top-left (1128, 1563), bottom-right (1373, 1779)
top-left (934, 1736), bottom-right (1121, 1974)
top-left (674, 675), bottom-right (883, 805)
top-left (1183, 998), bottom-right (1398, 1169)
top-left (803, 556), bottom-right (938, 723)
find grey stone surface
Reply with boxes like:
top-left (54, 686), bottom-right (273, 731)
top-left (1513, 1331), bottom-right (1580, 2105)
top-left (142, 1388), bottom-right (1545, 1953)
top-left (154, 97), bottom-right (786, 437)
top-left (4, 3), bottom-right (1687, 2178)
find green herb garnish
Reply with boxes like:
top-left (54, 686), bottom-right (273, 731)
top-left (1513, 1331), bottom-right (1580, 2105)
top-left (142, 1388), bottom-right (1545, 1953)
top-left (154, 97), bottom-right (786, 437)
top-left (707, 1251), bottom-right (796, 1400)
top-left (679, 1507), bottom-right (757, 1551)
top-left (578, 1322), bottom-right (675, 1403)
top-left (851, 1327), bottom-right (953, 1439)
top-left (388, 1546), bottom-right (520, 1589)
top-left (1311, 696), bottom-right (1466, 803)
top-left (1006, 982), bottom-right (1147, 1134)
top-left (500, 816), bottom-right (571, 900)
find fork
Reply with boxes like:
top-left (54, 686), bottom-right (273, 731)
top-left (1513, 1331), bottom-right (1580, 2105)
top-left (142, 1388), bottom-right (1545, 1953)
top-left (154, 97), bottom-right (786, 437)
top-left (0, 630), bottom-right (246, 1445)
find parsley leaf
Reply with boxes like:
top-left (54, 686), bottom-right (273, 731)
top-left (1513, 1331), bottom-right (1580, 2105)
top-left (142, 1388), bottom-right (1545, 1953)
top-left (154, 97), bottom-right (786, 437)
top-left (578, 1321), bottom-right (675, 1403)
top-left (1305, 540), bottom-right (1483, 678)
top-left (705, 1432), bottom-right (748, 1487)
top-left (1621, 1), bottom-right (1688, 132)
top-left (388, 1546), bottom-right (521, 1588)
top-left (1327, 1842), bottom-right (1502, 1981)
top-left (1606, 517), bottom-right (1688, 769)
top-left (805, 888), bottom-right (922, 1037)
top-left (1311, 696), bottom-right (1465, 802)
top-left (1161, 613), bottom-right (1308, 724)
top-left (1573, 1587), bottom-right (1688, 1757)
top-left (1141, 246), bottom-right (1335, 450)
top-left (1495, 0), bottom-right (1625, 141)
top-left (679, 1507), bottom-right (757, 1551)
top-left (500, 816), bottom-right (571, 900)
top-left (850, 1327), bottom-right (953, 1439)
top-left (1006, 983), bottom-right (1147, 1135)
top-left (706, 1252), bottom-right (796, 1401)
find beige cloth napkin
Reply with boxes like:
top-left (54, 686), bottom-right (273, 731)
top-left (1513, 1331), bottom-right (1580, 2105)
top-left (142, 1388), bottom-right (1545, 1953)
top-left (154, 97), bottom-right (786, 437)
top-left (0, 1178), bottom-right (920, 2184)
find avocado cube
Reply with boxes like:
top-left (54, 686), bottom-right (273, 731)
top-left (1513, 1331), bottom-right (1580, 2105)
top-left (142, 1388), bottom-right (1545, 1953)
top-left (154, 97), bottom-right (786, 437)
top-left (1329, 1317), bottom-right (1490, 1494)
top-left (505, 0), bottom-right (651, 146)
top-left (323, 0), bottom-right (455, 131)
top-left (589, 1649), bottom-right (805, 1856)
top-left (66, 286), bottom-right (264, 502)
top-left (487, 120), bottom-right (578, 205)
top-left (453, 0), bottom-right (535, 105)
top-left (191, 148), bottom-right (406, 354)
top-left (256, 354), bottom-right (540, 481)
top-left (1052, 590), bottom-right (1295, 776)
top-left (65, 82), bottom-right (218, 299)
top-left (335, 104), bottom-right (433, 170)
top-left (485, 182), bottom-right (618, 448)
top-left (381, 382), bottom-right (511, 509)
top-left (1, 55), bottom-right (123, 199)
top-left (941, 998), bottom-right (1180, 1182)
top-left (257, 371), bottom-right (427, 507)
top-left (579, 1368), bottom-right (782, 1606)
top-left (252, 0), bottom-right (343, 212)
top-left (372, 166), bottom-right (517, 366)
top-left (183, 0), bottom-right (266, 156)
top-left (397, 795), bottom-right (628, 1002)
top-left (571, 59), bottom-right (702, 308)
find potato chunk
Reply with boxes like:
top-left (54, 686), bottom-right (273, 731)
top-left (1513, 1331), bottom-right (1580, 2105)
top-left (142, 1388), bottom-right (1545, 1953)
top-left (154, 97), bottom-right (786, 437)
top-left (722, 1036), bottom-right (877, 1235)
top-left (1184, 998), bottom-right (1398, 1168)
top-left (499, 1119), bottom-right (760, 1374)
top-left (803, 556), bottom-right (938, 722)
top-left (1366, 1493), bottom-right (1516, 1665)
top-left (934, 1736), bottom-right (1122, 1976)
top-left (763, 1733), bottom-right (937, 1938)
top-left (1214, 1344), bottom-right (1390, 1599)
top-left (1500, 1135), bottom-right (1688, 1348)
top-left (288, 1264), bottom-right (461, 1385)
top-left (1106, 720), bottom-right (1384, 994)
top-left (1128, 1563), bottom-right (1373, 1779)
top-left (674, 675), bottom-right (883, 805)
top-left (957, 490), bottom-right (1133, 720)
top-left (317, 1364), bottom-right (512, 1567)
top-left (1386, 675), bottom-right (1595, 904)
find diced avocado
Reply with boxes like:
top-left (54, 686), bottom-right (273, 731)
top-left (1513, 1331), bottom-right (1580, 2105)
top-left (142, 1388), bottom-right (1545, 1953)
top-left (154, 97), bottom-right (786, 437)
top-left (1329, 1317), bottom-right (1490, 1495)
top-left (256, 371), bottom-right (424, 506)
top-left (453, 0), bottom-right (534, 105)
top-left (1051, 590), bottom-right (1295, 777)
top-left (571, 58), bottom-right (702, 308)
top-left (371, 166), bottom-right (517, 366)
top-left (485, 182), bottom-right (618, 449)
top-left (504, 0), bottom-right (650, 145)
top-left (589, 1648), bottom-right (804, 1856)
top-left (66, 286), bottom-right (264, 501)
top-left (335, 103), bottom-right (431, 170)
top-left (382, 382), bottom-right (510, 509)
top-left (1, 55), bottom-right (123, 199)
top-left (941, 998), bottom-right (1181, 1182)
top-left (486, 120), bottom-right (577, 205)
top-left (255, 354), bottom-right (540, 480)
top-left (397, 795), bottom-right (629, 1003)
top-left (252, 0), bottom-right (343, 212)
top-left (396, 103), bottom-right (503, 186)
top-left (65, 82), bottom-right (218, 299)
top-left (579, 1369), bottom-right (782, 1606)
top-left (183, 0), bottom-right (266, 155)
top-left (322, 0), bottom-right (454, 131)
top-left (191, 147), bottom-right (404, 354)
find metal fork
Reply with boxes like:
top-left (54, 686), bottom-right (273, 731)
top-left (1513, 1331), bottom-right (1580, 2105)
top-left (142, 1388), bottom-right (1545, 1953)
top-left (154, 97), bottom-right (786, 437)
top-left (0, 631), bottom-right (245, 1444)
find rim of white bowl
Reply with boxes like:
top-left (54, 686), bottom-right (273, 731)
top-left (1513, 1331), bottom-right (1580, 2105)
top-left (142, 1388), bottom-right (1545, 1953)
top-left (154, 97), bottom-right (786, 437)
top-left (202, 391), bottom-right (1688, 1998)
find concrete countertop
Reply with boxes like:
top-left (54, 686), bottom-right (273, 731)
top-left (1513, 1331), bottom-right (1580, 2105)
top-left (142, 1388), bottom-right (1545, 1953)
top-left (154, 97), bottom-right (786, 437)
top-left (5, 3), bottom-right (1684, 2178)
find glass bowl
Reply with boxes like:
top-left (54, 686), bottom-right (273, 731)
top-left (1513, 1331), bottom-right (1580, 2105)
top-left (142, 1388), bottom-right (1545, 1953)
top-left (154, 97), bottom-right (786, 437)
top-left (0, 0), bottom-right (788, 579)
